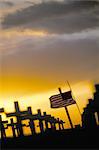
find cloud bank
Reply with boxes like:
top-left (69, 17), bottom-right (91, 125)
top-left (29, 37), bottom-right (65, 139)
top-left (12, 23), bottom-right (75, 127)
top-left (1, 0), bottom-right (99, 34)
top-left (0, 0), bottom-right (99, 95)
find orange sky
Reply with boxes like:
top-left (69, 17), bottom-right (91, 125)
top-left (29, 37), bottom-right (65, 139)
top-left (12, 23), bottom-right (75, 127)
top-left (0, 80), bottom-right (95, 137)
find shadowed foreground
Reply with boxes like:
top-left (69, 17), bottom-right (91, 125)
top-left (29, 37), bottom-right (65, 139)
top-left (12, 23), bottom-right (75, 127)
top-left (1, 127), bottom-right (99, 149)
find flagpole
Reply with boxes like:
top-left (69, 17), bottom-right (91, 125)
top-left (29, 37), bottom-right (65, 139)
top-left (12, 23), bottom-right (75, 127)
top-left (58, 88), bottom-right (73, 129)
top-left (66, 81), bottom-right (81, 116)
top-left (64, 106), bottom-right (73, 129)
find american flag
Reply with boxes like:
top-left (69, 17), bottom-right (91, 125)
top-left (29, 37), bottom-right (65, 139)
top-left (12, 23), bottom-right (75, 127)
top-left (49, 91), bottom-right (76, 108)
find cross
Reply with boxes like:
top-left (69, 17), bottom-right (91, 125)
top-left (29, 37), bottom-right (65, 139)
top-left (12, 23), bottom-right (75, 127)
top-left (0, 115), bottom-right (8, 139)
top-left (6, 101), bottom-right (29, 137)
top-left (7, 118), bottom-right (26, 138)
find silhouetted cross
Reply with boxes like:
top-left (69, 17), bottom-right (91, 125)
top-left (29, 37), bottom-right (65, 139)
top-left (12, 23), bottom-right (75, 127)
top-left (6, 101), bottom-right (29, 137)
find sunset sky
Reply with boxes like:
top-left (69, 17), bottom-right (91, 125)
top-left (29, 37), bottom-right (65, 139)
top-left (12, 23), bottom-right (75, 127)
top-left (0, 0), bottom-right (99, 137)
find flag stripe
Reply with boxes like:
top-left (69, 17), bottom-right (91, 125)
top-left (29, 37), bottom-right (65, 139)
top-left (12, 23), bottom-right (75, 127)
top-left (51, 100), bottom-right (76, 106)
top-left (51, 98), bottom-right (75, 105)
top-left (50, 95), bottom-right (62, 102)
top-left (51, 99), bottom-right (76, 107)
top-left (51, 102), bottom-right (75, 108)
top-left (50, 97), bottom-right (63, 102)
top-left (50, 98), bottom-right (63, 103)
top-left (51, 100), bottom-right (76, 108)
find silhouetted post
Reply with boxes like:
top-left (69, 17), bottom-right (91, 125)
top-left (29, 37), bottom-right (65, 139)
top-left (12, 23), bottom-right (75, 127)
top-left (37, 109), bottom-right (44, 133)
top-left (0, 115), bottom-right (8, 139)
top-left (43, 112), bottom-right (49, 130)
top-left (7, 118), bottom-right (16, 138)
top-left (27, 107), bottom-right (36, 134)
top-left (50, 123), bottom-right (54, 130)
top-left (65, 106), bottom-right (73, 129)
top-left (7, 118), bottom-right (26, 138)
top-left (42, 112), bottom-right (57, 131)
top-left (52, 117), bottom-right (57, 130)
top-left (57, 118), bottom-right (61, 130)
top-left (60, 120), bottom-right (65, 130)
top-left (11, 118), bottom-right (16, 138)
top-left (53, 124), bottom-right (56, 130)
top-left (52, 118), bottom-right (56, 131)
top-left (57, 118), bottom-right (65, 130)
top-left (58, 88), bottom-right (73, 129)
top-left (49, 120), bottom-right (54, 130)
top-left (49, 117), bottom-right (57, 131)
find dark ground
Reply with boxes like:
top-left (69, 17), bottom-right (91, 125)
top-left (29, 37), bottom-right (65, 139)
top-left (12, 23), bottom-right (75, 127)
top-left (1, 127), bottom-right (99, 149)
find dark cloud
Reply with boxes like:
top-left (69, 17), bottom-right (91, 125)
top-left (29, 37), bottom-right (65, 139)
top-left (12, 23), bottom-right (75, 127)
top-left (0, 1), bottom-right (14, 7)
top-left (2, 0), bottom-right (99, 33)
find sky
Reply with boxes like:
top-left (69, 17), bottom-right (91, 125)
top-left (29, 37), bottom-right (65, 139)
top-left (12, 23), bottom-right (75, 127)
top-left (0, 0), bottom-right (99, 137)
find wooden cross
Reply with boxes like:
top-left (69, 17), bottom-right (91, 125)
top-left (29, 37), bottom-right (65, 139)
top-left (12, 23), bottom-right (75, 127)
top-left (7, 118), bottom-right (26, 138)
top-left (0, 115), bottom-right (8, 139)
top-left (6, 101), bottom-right (29, 137)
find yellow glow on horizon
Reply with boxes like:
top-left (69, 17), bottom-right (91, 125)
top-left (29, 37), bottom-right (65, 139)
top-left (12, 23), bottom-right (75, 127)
top-left (0, 81), bottom-right (93, 112)
top-left (0, 80), bottom-right (95, 137)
